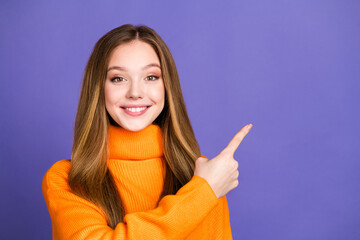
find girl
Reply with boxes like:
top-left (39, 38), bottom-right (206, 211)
top-left (42, 24), bottom-right (252, 239)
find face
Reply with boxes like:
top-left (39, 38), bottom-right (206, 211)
top-left (104, 40), bottom-right (165, 132)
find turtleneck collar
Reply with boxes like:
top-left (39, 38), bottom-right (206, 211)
top-left (108, 124), bottom-right (163, 160)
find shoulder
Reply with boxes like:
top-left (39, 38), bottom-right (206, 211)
top-left (42, 159), bottom-right (72, 192)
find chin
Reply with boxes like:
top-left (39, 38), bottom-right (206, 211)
top-left (119, 121), bottom-right (151, 132)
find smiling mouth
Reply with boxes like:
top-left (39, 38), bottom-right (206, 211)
top-left (121, 106), bottom-right (150, 113)
top-left (121, 106), bottom-right (150, 117)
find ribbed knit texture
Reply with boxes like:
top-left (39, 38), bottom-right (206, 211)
top-left (42, 124), bottom-right (233, 239)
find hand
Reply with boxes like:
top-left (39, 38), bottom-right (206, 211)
top-left (194, 124), bottom-right (253, 198)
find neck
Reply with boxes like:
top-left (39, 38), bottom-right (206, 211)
top-left (108, 124), bottom-right (163, 160)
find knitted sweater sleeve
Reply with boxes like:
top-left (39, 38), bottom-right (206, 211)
top-left (42, 160), bottom-right (220, 240)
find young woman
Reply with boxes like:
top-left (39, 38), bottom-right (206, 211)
top-left (42, 24), bottom-right (252, 239)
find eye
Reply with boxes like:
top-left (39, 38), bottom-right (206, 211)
top-left (111, 76), bottom-right (125, 82)
top-left (145, 75), bottom-right (159, 81)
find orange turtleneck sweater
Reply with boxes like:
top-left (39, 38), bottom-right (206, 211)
top-left (42, 124), bottom-right (233, 239)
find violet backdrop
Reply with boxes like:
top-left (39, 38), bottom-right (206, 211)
top-left (1, 0), bottom-right (359, 239)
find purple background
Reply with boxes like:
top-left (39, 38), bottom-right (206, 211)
top-left (1, 0), bottom-right (359, 239)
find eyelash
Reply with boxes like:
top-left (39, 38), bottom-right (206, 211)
top-left (110, 75), bottom-right (160, 82)
top-left (145, 75), bottom-right (160, 81)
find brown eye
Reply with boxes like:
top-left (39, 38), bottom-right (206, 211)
top-left (111, 77), bottom-right (125, 82)
top-left (145, 75), bottom-right (159, 81)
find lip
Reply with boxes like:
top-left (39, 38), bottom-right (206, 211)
top-left (121, 105), bottom-right (151, 116)
top-left (121, 104), bottom-right (151, 108)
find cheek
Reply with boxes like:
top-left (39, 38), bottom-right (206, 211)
top-left (149, 84), bottom-right (165, 105)
top-left (104, 83), bottom-right (118, 109)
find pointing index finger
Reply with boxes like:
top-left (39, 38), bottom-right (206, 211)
top-left (222, 124), bottom-right (253, 156)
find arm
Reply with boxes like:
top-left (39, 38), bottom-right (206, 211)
top-left (42, 161), bottom-right (219, 240)
top-left (221, 196), bottom-right (233, 240)
top-left (187, 195), bottom-right (233, 239)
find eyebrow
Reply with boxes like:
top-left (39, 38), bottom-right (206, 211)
top-left (107, 63), bottom-right (161, 72)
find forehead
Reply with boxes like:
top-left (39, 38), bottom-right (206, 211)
top-left (108, 40), bottom-right (160, 69)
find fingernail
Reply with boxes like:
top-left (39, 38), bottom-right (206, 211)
top-left (247, 124), bottom-right (252, 129)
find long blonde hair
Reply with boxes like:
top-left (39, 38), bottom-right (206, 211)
top-left (68, 24), bottom-right (200, 228)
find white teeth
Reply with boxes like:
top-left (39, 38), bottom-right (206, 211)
top-left (125, 107), bottom-right (147, 112)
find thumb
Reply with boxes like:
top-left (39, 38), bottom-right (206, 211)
top-left (196, 157), bottom-right (208, 164)
top-left (194, 157), bottom-right (209, 176)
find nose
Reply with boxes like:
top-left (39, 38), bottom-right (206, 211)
top-left (126, 81), bottom-right (143, 99)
